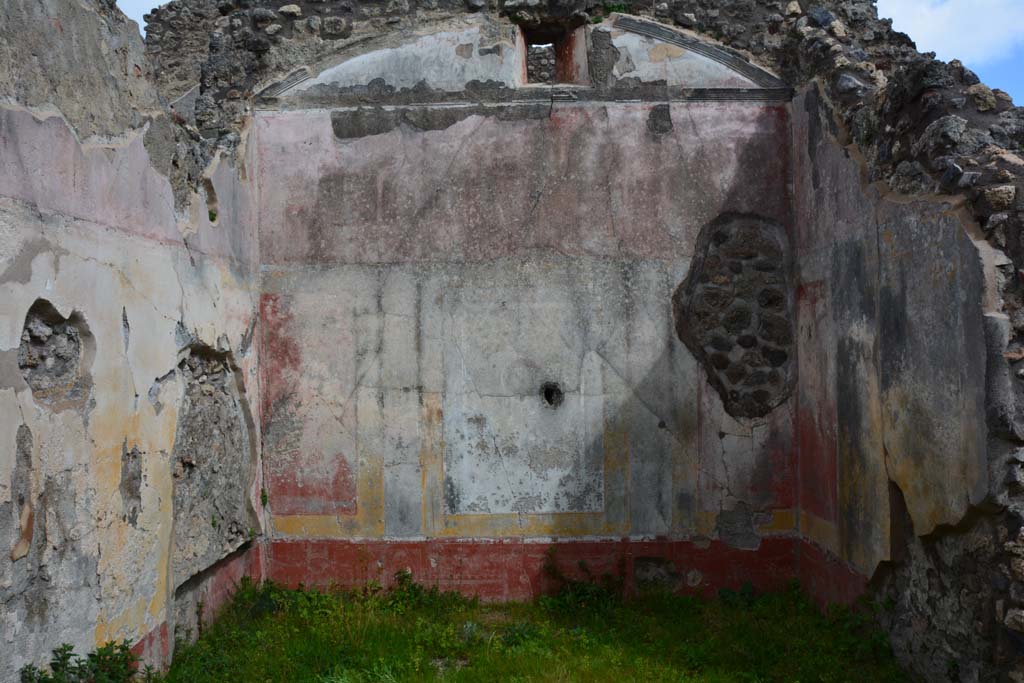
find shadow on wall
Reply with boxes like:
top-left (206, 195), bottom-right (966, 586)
top-left (533, 102), bottom-right (796, 559)
top-left (254, 97), bottom-right (803, 597)
top-left (664, 100), bottom-right (796, 551)
top-left (791, 84), bottom-right (1008, 680)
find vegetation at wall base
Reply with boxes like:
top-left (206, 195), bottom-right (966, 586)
top-left (22, 572), bottom-right (908, 683)
top-left (19, 641), bottom-right (161, 683)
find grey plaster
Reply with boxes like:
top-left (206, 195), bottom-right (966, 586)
top-left (171, 349), bottom-right (259, 588)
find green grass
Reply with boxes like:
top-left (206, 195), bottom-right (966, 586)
top-left (161, 572), bottom-right (908, 683)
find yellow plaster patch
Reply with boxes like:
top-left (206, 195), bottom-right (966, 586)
top-left (94, 597), bottom-right (148, 647)
top-left (274, 514), bottom-right (347, 537)
top-left (670, 406), bottom-right (699, 532)
top-left (648, 44), bottom-right (686, 62)
top-left (799, 511), bottom-right (840, 554)
top-left (694, 511), bottom-right (719, 537)
top-left (148, 455), bottom-right (175, 619)
top-left (419, 393), bottom-right (445, 536)
top-left (758, 508), bottom-right (797, 534)
top-left (438, 511), bottom-right (616, 537)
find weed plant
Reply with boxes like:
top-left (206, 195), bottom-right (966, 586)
top-left (19, 642), bottom-right (160, 683)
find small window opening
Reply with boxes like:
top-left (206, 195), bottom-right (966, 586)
top-left (522, 24), bottom-right (588, 85)
top-left (540, 381), bottom-right (564, 408)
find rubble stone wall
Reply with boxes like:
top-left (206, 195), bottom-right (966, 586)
top-left (5, 0), bottom-right (1024, 681)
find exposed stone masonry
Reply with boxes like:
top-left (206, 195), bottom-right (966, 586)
top-left (526, 43), bottom-right (555, 83)
top-left (17, 300), bottom-right (91, 410)
top-left (874, 491), bottom-right (1008, 683)
top-left (144, 0), bottom-right (220, 104)
top-left (171, 350), bottom-right (258, 591)
top-left (673, 215), bottom-right (795, 419)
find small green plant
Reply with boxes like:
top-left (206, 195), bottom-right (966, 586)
top-left (499, 621), bottom-right (541, 649)
top-left (539, 547), bottom-right (622, 615)
top-left (20, 641), bottom-right (156, 683)
top-left (208, 210), bottom-right (217, 223)
top-left (260, 487), bottom-right (269, 507)
top-left (376, 569), bottom-right (476, 616)
top-left (718, 580), bottom-right (757, 608)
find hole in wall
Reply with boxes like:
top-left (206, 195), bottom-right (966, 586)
top-left (171, 344), bottom-right (260, 593)
top-left (520, 24), bottom-right (588, 85)
top-left (17, 298), bottom-right (94, 410)
top-left (540, 381), bottom-right (564, 408)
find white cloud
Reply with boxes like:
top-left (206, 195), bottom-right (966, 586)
top-left (876, 0), bottom-right (1024, 65)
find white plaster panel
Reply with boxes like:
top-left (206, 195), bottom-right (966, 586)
top-left (291, 24), bottom-right (520, 95)
top-left (603, 28), bottom-right (758, 88)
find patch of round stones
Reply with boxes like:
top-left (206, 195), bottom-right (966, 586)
top-left (675, 215), bottom-right (794, 419)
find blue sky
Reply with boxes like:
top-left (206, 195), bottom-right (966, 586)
top-left (118, 0), bottom-right (158, 29)
top-left (118, 0), bottom-right (1022, 104)
top-left (877, 0), bottom-right (1024, 103)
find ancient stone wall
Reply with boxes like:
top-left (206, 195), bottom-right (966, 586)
top-left (255, 15), bottom-right (800, 597)
top-left (790, 83), bottom-right (1008, 679)
top-left (673, 215), bottom-right (796, 419)
top-left (144, 0), bottom-right (220, 105)
top-left (5, 0), bottom-right (1024, 681)
top-left (0, 0), bottom-right (265, 677)
top-left (775, 4), bottom-right (1024, 679)
top-left (526, 44), bottom-right (555, 83)
top-left (184, 1), bottom-right (1024, 678)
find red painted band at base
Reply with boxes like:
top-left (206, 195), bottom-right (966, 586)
top-left (266, 537), bottom-right (813, 602)
top-left (132, 543), bottom-right (265, 668)
top-left (131, 622), bottom-right (170, 665)
top-left (797, 539), bottom-right (869, 607)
